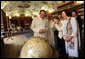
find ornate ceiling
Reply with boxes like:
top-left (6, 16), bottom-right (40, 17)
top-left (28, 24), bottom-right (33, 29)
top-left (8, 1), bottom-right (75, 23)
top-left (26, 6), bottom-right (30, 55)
top-left (1, 1), bottom-right (64, 18)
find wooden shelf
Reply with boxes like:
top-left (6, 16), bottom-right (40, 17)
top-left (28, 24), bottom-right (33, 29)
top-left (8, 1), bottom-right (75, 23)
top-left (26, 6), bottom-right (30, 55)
top-left (82, 24), bottom-right (84, 28)
top-left (78, 8), bottom-right (84, 11)
top-left (65, 3), bottom-right (84, 11)
top-left (1, 9), bottom-right (7, 31)
top-left (79, 14), bottom-right (84, 16)
top-left (80, 16), bottom-right (84, 19)
top-left (57, 1), bottom-right (74, 12)
top-left (9, 16), bottom-right (33, 26)
top-left (78, 10), bottom-right (84, 13)
top-left (78, 14), bottom-right (84, 16)
top-left (57, 1), bottom-right (74, 8)
top-left (52, 3), bottom-right (84, 17)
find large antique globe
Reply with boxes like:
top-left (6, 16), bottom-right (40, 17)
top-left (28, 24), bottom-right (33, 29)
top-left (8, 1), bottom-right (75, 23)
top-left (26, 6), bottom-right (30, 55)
top-left (20, 37), bottom-right (53, 58)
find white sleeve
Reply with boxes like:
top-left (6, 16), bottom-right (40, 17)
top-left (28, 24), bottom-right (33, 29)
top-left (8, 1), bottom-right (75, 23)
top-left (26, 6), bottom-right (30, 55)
top-left (70, 17), bottom-right (77, 37)
top-left (62, 20), bottom-right (67, 39)
top-left (54, 24), bottom-right (62, 32)
top-left (31, 18), bottom-right (40, 33)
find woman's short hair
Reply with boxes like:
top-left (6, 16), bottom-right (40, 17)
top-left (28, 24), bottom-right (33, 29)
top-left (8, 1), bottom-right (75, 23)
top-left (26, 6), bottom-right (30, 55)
top-left (62, 9), bottom-right (72, 17)
top-left (71, 10), bottom-right (78, 15)
top-left (52, 16), bottom-right (60, 21)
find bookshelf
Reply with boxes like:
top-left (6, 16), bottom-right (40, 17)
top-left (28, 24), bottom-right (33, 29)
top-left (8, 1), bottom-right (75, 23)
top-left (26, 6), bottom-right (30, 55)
top-left (1, 9), bottom-right (7, 31)
top-left (51, 1), bottom-right (84, 39)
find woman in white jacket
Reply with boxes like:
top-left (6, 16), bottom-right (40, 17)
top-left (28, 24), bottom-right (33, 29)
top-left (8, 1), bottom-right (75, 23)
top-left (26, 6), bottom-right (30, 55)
top-left (61, 9), bottom-right (80, 58)
top-left (52, 16), bottom-right (66, 58)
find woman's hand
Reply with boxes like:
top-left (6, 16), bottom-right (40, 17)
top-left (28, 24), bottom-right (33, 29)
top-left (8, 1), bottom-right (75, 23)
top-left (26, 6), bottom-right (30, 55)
top-left (64, 36), bottom-right (74, 42)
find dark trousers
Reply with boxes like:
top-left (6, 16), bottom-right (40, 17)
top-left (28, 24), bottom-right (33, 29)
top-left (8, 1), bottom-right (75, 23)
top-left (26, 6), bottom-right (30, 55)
top-left (57, 37), bottom-right (66, 57)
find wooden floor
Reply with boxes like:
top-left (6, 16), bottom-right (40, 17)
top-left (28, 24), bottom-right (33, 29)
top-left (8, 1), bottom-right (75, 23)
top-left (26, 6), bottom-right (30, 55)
top-left (1, 34), bottom-right (58, 58)
top-left (1, 30), bottom-right (84, 58)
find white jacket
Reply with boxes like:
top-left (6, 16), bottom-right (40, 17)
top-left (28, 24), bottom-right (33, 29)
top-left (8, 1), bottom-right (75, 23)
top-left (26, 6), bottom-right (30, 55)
top-left (31, 16), bottom-right (48, 40)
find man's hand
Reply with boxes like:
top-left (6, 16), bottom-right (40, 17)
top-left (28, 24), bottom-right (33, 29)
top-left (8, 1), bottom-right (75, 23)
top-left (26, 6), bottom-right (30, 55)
top-left (39, 29), bottom-right (46, 34)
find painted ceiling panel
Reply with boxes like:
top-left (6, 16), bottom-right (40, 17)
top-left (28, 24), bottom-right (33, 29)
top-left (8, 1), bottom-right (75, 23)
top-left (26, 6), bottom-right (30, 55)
top-left (1, 1), bottom-right (64, 17)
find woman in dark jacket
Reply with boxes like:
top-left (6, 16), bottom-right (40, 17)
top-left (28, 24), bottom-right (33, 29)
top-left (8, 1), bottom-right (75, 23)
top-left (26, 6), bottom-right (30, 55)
top-left (71, 10), bottom-right (82, 37)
